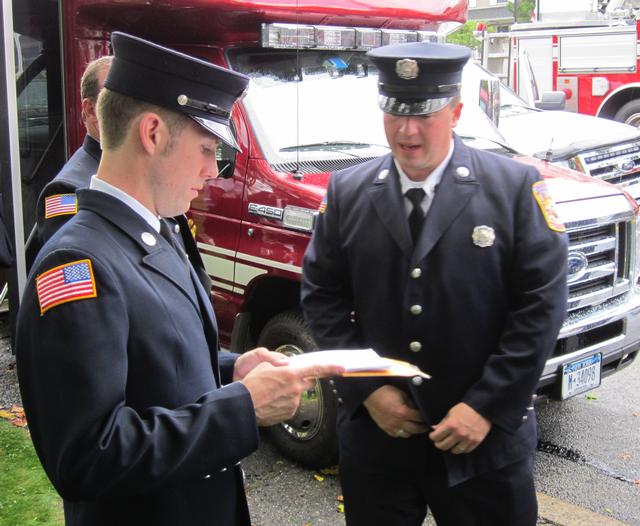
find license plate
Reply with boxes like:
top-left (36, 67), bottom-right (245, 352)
top-left (561, 353), bottom-right (602, 400)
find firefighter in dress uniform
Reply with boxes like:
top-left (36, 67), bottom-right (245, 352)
top-left (16, 32), bottom-right (343, 526)
top-left (25, 56), bottom-right (209, 291)
top-left (301, 41), bottom-right (568, 526)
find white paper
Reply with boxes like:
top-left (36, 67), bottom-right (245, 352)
top-left (288, 348), bottom-right (390, 371)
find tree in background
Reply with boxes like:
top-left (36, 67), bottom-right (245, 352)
top-left (507, 0), bottom-right (536, 23)
top-left (445, 21), bottom-right (484, 51)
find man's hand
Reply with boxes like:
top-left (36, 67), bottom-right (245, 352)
top-left (240, 362), bottom-right (345, 427)
top-left (233, 347), bottom-right (289, 381)
top-left (363, 385), bottom-right (428, 439)
top-left (429, 402), bottom-right (491, 454)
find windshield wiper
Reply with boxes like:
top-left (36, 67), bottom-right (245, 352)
top-left (280, 141), bottom-right (389, 152)
top-left (457, 134), bottom-right (519, 155)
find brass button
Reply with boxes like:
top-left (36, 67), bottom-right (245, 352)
top-left (410, 305), bottom-right (422, 315)
top-left (409, 341), bottom-right (422, 353)
top-left (522, 415), bottom-right (528, 422)
top-left (410, 268), bottom-right (422, 279)
top-left (411, 376), bottom-right (423, 386)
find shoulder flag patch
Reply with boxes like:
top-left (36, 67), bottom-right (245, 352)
top-left (45, 193), bottom-right (77, 219)
top-left (36, 259), bottom-right (97, 315)
top-left (318, 194), bottom-right (328, 214)
top-left (532, 181), bottom-right (566, 233)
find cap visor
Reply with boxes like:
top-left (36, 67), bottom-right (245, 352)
top-left (378, 95), bottom-right (452, 116)
top-left (190, 116), bottom-right (241, 151)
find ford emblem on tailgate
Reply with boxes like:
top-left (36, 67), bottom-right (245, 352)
top-left (567, 251), bottom-right (589, 283)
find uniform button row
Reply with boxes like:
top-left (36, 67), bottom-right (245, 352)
top-left (410, 268), bottom-right (422, 279)
top-left (410, 304), bottom-right (422, 315)
top-left (409, 341), bottom-right (422, 353)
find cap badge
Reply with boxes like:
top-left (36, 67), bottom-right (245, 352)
top-left (177, 94), bottom-right (189, 106)
top-left (396, 59), bottom-right (419, 80)
top-left (141, 232), bottom-right (157, 246)
top-left (472, 225), bottom-right (495, 248)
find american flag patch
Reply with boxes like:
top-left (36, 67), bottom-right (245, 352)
top-left (36, 259), bottom-right (97, 315)
top-left (44, 193), bottom-right (77, 219)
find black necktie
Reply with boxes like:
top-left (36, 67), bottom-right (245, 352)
top-left (405, 188), bottom-right (426, 244)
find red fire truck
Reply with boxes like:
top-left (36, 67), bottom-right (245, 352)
top-left (483, 1), bottom-right (640, 127)
top-left (13, 0), bottom-right (640, 467)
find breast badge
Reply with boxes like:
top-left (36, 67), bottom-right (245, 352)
top-left (472, 225), bottom-right (495, 248)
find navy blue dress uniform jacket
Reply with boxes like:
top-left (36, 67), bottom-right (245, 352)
top-left (35, 135), bottom-right (101, 247)
top-left (301, 135), bottom-right (568, 486)
top-left (25, 135), bottom-right (211, 293)
top-left (17, 189), bottom-right (258, 526)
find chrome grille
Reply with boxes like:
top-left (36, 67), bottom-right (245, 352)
top-left (578, 140), bottom-right (640, 186)
top-left (566, 220), bottom-right (631, 314)
top-left (271, 157), bottom-right (380, 174)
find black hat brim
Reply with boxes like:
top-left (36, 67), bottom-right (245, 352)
top-left (191, 116), bottom-right (240, 152)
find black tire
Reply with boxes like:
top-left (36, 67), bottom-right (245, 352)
top-left (613, 99), bottom-right (640, 128)
top-left (257, 310), bottom-right (338, 468)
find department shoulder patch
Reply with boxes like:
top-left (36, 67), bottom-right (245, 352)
top-left (532, 181), bottom-right (566, 233)
top-left (36, 259), bottom-right (97, 315)
top-left (318, 194), bottom-right (328, 214)
top-left (44, 193), bottom-right (77, 219)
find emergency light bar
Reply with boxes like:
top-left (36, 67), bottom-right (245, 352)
top-left (261, 23), bottom-right (440, 50)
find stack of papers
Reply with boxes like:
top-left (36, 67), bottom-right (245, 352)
top-left (288, 348), bottom-right (430, 379)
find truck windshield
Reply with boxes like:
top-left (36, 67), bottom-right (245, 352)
top-left (227, 48), bottom-right (510, 165)
top-left (228, 48), bottom-right (389, 165)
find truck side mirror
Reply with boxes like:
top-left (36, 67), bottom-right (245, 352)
top-left (535, 91), bottom-right (567, 111)
top-left (216, 141), bottom-right (236, 179)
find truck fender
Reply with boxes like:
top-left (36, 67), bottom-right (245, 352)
top-left (597, 83), bottom-right (640, 125)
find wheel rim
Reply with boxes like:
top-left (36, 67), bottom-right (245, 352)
top-left (624, 112), bottom-right (640, 128)
top-left (274, 343), bottom-right (325, 441)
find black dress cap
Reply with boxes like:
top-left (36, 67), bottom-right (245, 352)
top-left (367, 41), bottom-right (471, 116)
top-left (105, 32), bottom-right (249, 151)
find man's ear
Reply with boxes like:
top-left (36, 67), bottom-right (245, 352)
top-left (450, 101), bottom-right (463, 128)
top-left (138, 112), bottom-right (165, 155)
top-left (81, 98), bottom-right (96, 124)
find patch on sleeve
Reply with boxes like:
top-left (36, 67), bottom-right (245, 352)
top-left (36, 259), bottom-right (97, 315)
top-left (44, 193), bottom-right (77, 219)
top-left (532, 181), bottom-right (566, 233)
top-left (318, 193), bottom-right (328, 214)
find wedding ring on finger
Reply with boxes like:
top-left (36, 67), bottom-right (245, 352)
top-left (395, 429), bottom-right (409, 438)
top-left (454, 445), bottom-right (466, 453)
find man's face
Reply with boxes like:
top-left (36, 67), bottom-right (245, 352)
top-left (149, 119), bottom-right (219, 217)
top-left (383, 101), bottom-right (462, 181)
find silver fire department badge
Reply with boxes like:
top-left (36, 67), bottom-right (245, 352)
top-left (472, 225), bottom-right (495, 248)
top-left (396, 59), bottom-right (419, 80)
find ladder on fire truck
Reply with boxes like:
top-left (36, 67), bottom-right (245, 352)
top-left (481, 32), bottom-right (512, 87)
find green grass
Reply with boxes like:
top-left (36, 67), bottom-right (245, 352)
top-left (0, 420), bottom-right (63, 526)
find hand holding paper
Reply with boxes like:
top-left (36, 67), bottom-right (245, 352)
top-left (288, 348), bottom-right (431, 379)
